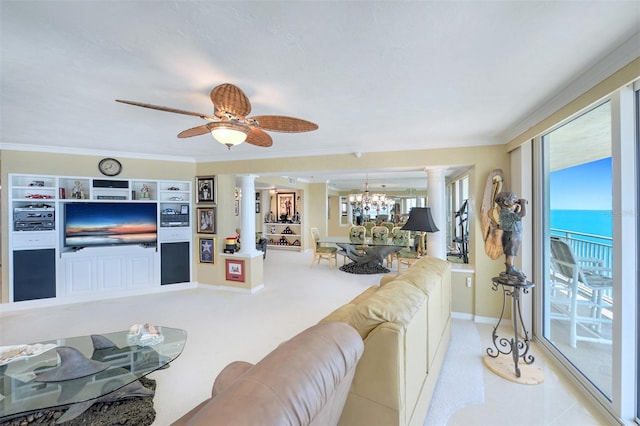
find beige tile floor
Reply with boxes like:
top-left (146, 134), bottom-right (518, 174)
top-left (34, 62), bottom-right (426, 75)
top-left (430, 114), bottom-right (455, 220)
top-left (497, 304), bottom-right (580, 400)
top-left (449, 321), bottom-right (612, 425)
top-left (0, 251), bottom-right (613, 425)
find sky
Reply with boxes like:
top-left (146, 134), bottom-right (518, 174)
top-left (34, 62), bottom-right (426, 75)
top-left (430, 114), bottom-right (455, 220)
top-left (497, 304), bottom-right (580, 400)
top-left (550, 157), bottom-right (612, 210)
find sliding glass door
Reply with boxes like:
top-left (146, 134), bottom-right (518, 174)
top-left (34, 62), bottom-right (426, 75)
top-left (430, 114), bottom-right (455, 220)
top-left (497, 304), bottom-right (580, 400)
top-left (541, 101), bottom-right (613, 398)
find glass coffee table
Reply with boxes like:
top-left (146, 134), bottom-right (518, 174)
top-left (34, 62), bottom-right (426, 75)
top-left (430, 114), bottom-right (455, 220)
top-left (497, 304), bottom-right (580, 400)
top-left (0, 326), bottom-right (187, 421)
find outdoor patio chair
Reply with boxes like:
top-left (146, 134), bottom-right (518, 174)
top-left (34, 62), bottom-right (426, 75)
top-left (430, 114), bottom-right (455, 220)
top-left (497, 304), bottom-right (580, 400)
top-left (549, 237), bottom-right (613, 348)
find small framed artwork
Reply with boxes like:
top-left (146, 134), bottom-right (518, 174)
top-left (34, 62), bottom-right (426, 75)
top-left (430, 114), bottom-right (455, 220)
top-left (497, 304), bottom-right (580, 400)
top-left (197, 207), bottom-right (216, 234)
top-left (255, 192), bottom-right (261, 201)
top-left (277, 192), bottom-right (295, 220)
top-left (198, 237), bottom-right (216, 264)
top-left (226, 259), bottom-right (245, 282)
top-left (235, 200), bottom-right (240, 216)
top-left (196, 176), bottom-right (216, 204)
top-left (180, 204), bottom-right (189, 215)
top-left (255, 202), bottom-right (261, 214)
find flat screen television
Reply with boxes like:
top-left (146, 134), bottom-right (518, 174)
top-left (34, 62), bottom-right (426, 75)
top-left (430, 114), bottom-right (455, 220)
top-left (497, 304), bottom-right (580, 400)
top-left (64, 202), bottom-right (157, 248)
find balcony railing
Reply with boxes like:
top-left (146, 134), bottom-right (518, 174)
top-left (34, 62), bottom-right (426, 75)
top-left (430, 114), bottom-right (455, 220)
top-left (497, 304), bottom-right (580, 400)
top-left (550, 228), bottom-right (613, 298)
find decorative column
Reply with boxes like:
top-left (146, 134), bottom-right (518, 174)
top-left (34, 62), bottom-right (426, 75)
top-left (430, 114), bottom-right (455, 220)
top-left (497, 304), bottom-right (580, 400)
top-left (238, 174), bottom-right (260, 256)
top-left (426, 167), bottom-right (446, 259)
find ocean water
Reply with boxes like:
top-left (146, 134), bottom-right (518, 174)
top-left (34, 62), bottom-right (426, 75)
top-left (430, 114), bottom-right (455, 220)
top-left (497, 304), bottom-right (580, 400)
top-left (550, 209), bottom-right (612, 238)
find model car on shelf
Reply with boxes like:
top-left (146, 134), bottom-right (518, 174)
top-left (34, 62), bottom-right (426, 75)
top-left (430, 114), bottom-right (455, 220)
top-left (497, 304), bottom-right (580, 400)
top-left (25, 194), bottom-right (53, 199)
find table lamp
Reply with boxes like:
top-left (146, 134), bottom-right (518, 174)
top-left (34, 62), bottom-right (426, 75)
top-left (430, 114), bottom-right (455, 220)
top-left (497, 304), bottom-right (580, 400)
top-left (401, 207), bottom-right (439, 256)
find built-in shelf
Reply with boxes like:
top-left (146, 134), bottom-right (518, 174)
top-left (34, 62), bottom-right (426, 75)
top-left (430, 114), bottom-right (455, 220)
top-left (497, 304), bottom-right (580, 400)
top-left (8, 173), bottom-right (194, 303)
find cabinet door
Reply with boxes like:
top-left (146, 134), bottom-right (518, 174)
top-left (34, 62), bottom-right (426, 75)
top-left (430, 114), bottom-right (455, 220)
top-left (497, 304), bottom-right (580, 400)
top-left (127, 254), bottom-right (155, 288)
top-left (97, 256), bottom-right (127, 291)
top-left (65, 257), bottom-right (97, 295)
top-left (161, 242), bottom-right (190, 285)
top-left (13, 249), bottom-right (56, 302)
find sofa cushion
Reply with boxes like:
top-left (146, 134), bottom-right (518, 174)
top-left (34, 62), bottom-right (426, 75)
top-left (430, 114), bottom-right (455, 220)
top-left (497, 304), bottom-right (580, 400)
top-left (320, 303), bottom-right (357, 323)
top-left (378, 274), bottom-right (396, 287)
top-left (349, 280), bottom-right (426, 339)
top-left (394, 256), bottom-right (450, 296)
top-left (349, 285), bottom-right (379, 304)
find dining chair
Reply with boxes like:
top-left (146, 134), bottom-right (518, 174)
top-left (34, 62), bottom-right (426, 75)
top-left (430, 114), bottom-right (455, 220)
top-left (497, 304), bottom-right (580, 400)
top-left (309, 227), bottom-right (337, 269)
top-left (549, 237), bottom-right (612, 348)
top-left (348, 225), bottom-right (366, 245)
top-left (371, 226), bottom-right (389, 245)
top-left (387, 227), bottom-right (414, 269)
top-left (381, 221), bottom-right (395, 234)
top-left (363, 221), bottom-right (375, 237)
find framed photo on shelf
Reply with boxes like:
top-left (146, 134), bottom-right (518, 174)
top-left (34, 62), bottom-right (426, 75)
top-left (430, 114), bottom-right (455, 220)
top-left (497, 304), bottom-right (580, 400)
top-left (255, 202), bottom-right (261, 214)
top-left (180, 204), bottom-right (189, 215)
top-left (198, 237), bottom-right (216, 264)
top-left (277, 192), bottom-right (295, 220)
top-left (196, 176), bottom-right (216, 204)
top-left (197, 207), bottom-right (216, 234)
top-left (225, 259), bottom-right (245, 282)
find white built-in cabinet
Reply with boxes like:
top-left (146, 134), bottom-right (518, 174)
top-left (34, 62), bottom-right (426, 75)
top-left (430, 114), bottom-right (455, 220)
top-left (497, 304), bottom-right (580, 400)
top-left (8, 173), bottom-right (193, 303)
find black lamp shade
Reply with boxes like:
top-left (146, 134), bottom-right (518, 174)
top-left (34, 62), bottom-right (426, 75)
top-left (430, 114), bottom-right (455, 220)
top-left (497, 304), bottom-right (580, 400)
top-left (401, 207), bottom-right (439, 233)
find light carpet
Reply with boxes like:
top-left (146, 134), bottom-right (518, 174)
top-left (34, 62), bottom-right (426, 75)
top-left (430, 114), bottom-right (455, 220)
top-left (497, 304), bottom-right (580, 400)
top-left (424, 318), bottom-right (485, 426)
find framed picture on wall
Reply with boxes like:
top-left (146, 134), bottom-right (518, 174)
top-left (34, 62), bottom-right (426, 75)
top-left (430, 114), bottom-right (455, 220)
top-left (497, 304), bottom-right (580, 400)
top-left (196, 176), bottom-right (216, 204)
top-left (255, 202), bottom-right (261, 214)
top-left (277, 192), bottom-right (295, 221)
top-left (198, 237), bottom-right (215, 264)
top-left (197, 207), bottom-right (216, 234)
top-left (226, 259), bottom-right (245, 282)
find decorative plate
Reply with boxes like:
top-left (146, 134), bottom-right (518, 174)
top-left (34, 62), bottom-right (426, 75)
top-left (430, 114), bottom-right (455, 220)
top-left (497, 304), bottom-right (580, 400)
top-left (0, 343), bottom-right (57, 366)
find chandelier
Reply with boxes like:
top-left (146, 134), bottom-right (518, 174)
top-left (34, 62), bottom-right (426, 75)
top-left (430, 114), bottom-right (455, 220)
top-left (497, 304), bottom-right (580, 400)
top-left (348, 177), bottom-right (394, 212)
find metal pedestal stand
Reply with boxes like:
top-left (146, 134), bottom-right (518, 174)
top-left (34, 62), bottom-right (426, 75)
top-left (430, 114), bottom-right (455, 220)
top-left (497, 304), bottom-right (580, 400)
top-left (486, 276), bottom-right (535, 378)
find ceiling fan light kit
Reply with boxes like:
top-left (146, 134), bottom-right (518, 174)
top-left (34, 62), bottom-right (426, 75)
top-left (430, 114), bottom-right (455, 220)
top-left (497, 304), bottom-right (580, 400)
top-left (116, 83), bottom-right (318, 150)
top-left (208, 122), bottom-right (251, 148)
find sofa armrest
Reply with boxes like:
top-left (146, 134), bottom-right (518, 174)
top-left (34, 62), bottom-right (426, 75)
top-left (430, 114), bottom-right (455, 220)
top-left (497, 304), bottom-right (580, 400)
top-left (211, 361), bottom-right (254, 397)
top-left (177, 322), bottom-right (363, 426)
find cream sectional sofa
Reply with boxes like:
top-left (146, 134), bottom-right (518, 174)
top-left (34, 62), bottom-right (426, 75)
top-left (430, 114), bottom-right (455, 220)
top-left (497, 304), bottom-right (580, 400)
top-left (320, 256), bottom-right (451, 426)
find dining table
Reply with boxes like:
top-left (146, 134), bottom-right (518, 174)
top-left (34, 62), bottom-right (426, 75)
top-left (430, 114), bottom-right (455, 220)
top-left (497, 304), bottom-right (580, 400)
top-left (318, 236), bottom-right (406, 274)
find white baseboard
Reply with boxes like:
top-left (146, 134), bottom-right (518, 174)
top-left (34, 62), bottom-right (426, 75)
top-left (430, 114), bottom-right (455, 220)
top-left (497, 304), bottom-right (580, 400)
top-left (196, 282), bottom-right (265, 294)
top-left (0, 282), bottom-right (197, 313)
top-left (451, 311), bottom-right (499, 324)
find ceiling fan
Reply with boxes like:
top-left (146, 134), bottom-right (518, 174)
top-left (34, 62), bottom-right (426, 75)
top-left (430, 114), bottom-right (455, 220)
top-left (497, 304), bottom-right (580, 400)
top-left (116, 83), bottom-right (318, 149)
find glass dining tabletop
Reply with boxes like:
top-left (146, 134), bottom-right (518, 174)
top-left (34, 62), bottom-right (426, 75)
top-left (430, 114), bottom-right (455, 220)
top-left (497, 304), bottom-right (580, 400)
top-left (0, 326), bottom-right (187, 418)
top-left (318, 236), bottom-right (405, 246)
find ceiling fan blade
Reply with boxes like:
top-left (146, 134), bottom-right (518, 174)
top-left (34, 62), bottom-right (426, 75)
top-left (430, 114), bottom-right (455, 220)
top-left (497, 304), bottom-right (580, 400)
top-left (177, 124), bottom-right (211, 138)
top-left (116, 99), bottom-right (216, 120)
top-left (249, 115), bottom-right (318, 133)
top-left (245, 127), bottom-right (273, 147)
top-left (210, 83), bottom-right (252, 118)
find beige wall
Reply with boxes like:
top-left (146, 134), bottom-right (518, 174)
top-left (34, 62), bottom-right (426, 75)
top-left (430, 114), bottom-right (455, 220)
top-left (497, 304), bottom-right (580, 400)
top-left (3, 146), bottom-right (509, 318)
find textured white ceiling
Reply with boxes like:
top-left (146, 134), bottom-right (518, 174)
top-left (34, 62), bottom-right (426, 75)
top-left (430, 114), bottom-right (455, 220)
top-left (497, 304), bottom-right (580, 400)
top-left (1, 1), bottom-right (639, 189)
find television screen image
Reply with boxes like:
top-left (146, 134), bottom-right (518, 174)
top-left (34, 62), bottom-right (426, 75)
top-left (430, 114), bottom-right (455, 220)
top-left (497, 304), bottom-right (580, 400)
top-left (64, 202), bottom-right (157, 248)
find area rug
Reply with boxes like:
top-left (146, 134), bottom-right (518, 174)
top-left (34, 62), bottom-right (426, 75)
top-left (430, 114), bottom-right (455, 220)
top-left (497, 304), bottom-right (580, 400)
top-left (424, 318), bottom-right (484, 425)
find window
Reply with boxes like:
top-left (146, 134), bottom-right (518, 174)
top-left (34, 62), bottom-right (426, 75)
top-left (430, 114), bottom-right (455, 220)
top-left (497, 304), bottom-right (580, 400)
top-left (447, 174), bottom-right (470, 263)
